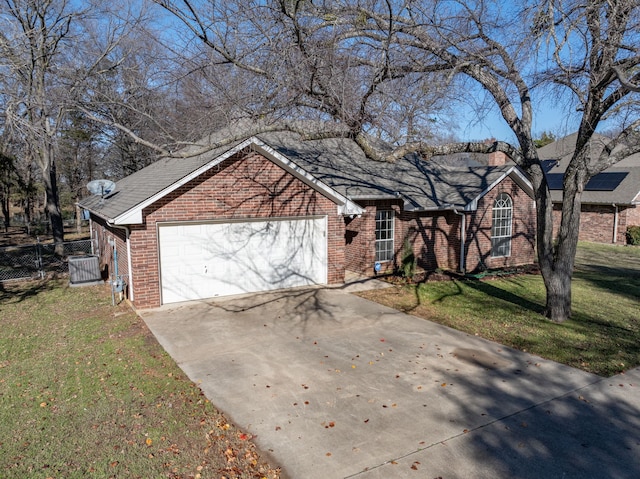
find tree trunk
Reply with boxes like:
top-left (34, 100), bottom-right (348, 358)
top-left (526, 155), bottom-right (576, 322)
top-left (75, 202), bottom-right (82, 235)
top-left (42, 158), bottom-right (65, 256)
top-left (533, 158), bottom-right (584, 322)
top-left (543, 261), bottom-right (573, 322)
top-left (1, 189), bottom-right (9, 232)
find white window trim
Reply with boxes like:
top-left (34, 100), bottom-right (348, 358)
top-left (375, 209), bottom-right (395, 262)
top-left (491, 193), bottom-right (513, 258)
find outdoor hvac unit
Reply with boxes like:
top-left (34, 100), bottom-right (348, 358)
top-left (68, 255), bottom-right (101, 285)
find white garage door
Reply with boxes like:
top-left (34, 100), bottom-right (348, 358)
top-left (158, 217), bottom-right (328, 304)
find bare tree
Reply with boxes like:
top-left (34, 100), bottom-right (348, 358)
top-left (153, 0), bottom-right (639, 321)
top-left (152, 0), bottom-right (452, 148)
top-left (0, 0), bottom-right (150, 253)
top-left (361, 0), bottom-right (640, 321)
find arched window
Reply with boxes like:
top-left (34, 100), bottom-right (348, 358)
top-left (491, 193), bottom-right (512, 257)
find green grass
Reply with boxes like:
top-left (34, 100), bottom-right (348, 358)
top-left (0, 281), bottom-right (281, 479)
top-left (359, 242), bottom-right (640, 377)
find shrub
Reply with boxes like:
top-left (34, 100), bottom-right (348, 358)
top-left (626, 225), bottom-right (640, 245)
top-left (400, 238), bottom-right (416, 279)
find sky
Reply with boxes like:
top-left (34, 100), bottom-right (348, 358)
top-left (451, 90), bottom-right (582, 143)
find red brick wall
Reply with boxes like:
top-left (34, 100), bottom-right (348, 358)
top-left (345, 200), bottom-right (404, 275)
top-left (624, 205), bottom-right (640, 238)
top-left (552, 203), bottom-right (640, 244)
top-left (126, 152), bottom-right (344, 308)
top-left (466, 178), bottom-right (537, 270)
top-left (345, 177), bottom-right (536, 276)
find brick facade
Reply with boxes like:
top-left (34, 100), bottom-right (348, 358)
top-left (90, 152), bottom-right (538, 307)
top-left (345, 177), bottom-right (536, 276)
top-left (552, 203), bottom-right (640, 244)
top-left (92, 152), bottom-right (345, 309)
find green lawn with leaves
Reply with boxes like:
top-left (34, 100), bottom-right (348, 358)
top-left (0, 281), bottom-right (281, 479)
top-left (359, 242), bottom-right (640, 377)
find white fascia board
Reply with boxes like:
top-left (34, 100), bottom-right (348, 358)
top-left (112, 138), bottom-right (256, 225)
top-left (251, 139), bottom-right (364, 216)
top-left (508, 167), bottom-right (535, 197)
top-left (112, 136), bottom-right (363, 225)
top-left (472, 166), bottom-right (534, 208)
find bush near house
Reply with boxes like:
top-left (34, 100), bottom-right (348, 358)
top-left (627, 225), bottom-right (640, 245)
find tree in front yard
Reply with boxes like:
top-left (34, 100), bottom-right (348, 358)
top-left (152, 0), bottom-right (640, 322)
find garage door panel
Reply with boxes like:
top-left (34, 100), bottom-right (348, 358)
top-left (159, 217), bottom-right (327, 304)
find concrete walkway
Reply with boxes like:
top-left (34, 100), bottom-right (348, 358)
top-left (140, 284), bottom-right (640, 479)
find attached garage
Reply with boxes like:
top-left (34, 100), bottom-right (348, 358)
top-left (80, 135), bottom-right (361, 309)
top-left (158, 217), bottom-right (328, 304)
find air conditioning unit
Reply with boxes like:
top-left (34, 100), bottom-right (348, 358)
top-left (68, 255), bottom-right (102, 285)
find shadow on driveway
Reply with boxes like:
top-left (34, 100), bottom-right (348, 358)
top-left (140, 287), bottom-right (640, 479)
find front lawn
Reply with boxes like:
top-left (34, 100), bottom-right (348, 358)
top-left (358, 242), bottom-right (640, 377)
top-left (0, 280), bottom-right (281, 479)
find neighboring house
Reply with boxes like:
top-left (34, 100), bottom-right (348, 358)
top-left (79, 129), bottom-right (536, 309)
top-left (538, 133), bottom-right (640, 244)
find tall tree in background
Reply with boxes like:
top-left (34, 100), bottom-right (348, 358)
top-left (0, 0), bottom-right (148, 253)
top-left (0, 152), bottom-right (18, 231)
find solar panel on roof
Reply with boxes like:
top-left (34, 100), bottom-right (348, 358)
top-left (546, 173), bottom-right (564, 190)
top-left (584, 172), bottom-right (628, 191)
top-left (545, 171), bottom-right (628, 191)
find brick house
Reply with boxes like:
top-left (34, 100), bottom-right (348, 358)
top-left (79, 130), bottom-right (536, 309)
top-left (538, 133), bottom-right (640, 244)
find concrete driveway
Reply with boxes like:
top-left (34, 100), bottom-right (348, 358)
top-left (140, 283), bottom-right (640, 479)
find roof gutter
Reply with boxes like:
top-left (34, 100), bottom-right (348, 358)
top-left (408, 204), bottom-right (474, 213)
top-left (348, 194), bottom-right (471, 213)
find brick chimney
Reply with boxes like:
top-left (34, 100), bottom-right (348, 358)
top-left (488, 151), bottom-right (507, 166)
top-left (483, 138), bottom-right (507, 166)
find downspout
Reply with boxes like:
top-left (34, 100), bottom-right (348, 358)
top-left (613, 204), bottom-right (618, 244)
top-left (453, 209), bottom-right (466, 273)
top-left (89, 218), bottom-right (94, 255)
top-left (109, 223), bottom-right (134, 302)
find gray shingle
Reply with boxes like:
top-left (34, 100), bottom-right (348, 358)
top-left (538, 133), bottom-right (640, 205)
top-left (79, 128), bottom-right (526, 221)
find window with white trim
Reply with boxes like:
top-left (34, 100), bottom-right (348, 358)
top-left (375, 209), bottom-right (394, 262)
top-left (491, 193), bottom-right (513, 257)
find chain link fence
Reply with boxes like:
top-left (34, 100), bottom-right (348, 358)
top-left (0, 239), bottom-right (95, 282)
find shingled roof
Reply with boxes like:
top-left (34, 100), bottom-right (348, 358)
top-left (79, 128), bottom-right (533, 225)
top-left (537, 132), bottom-right (640, 205)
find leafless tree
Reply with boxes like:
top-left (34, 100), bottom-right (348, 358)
top-left (153, 0), bottom-right (639, 321)
top-left (0, 0), bottom-right (151, 253)
top-left (354, 0), bottom-right (640, 321)
top-left (152, 0), bottom-right (452, 149)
